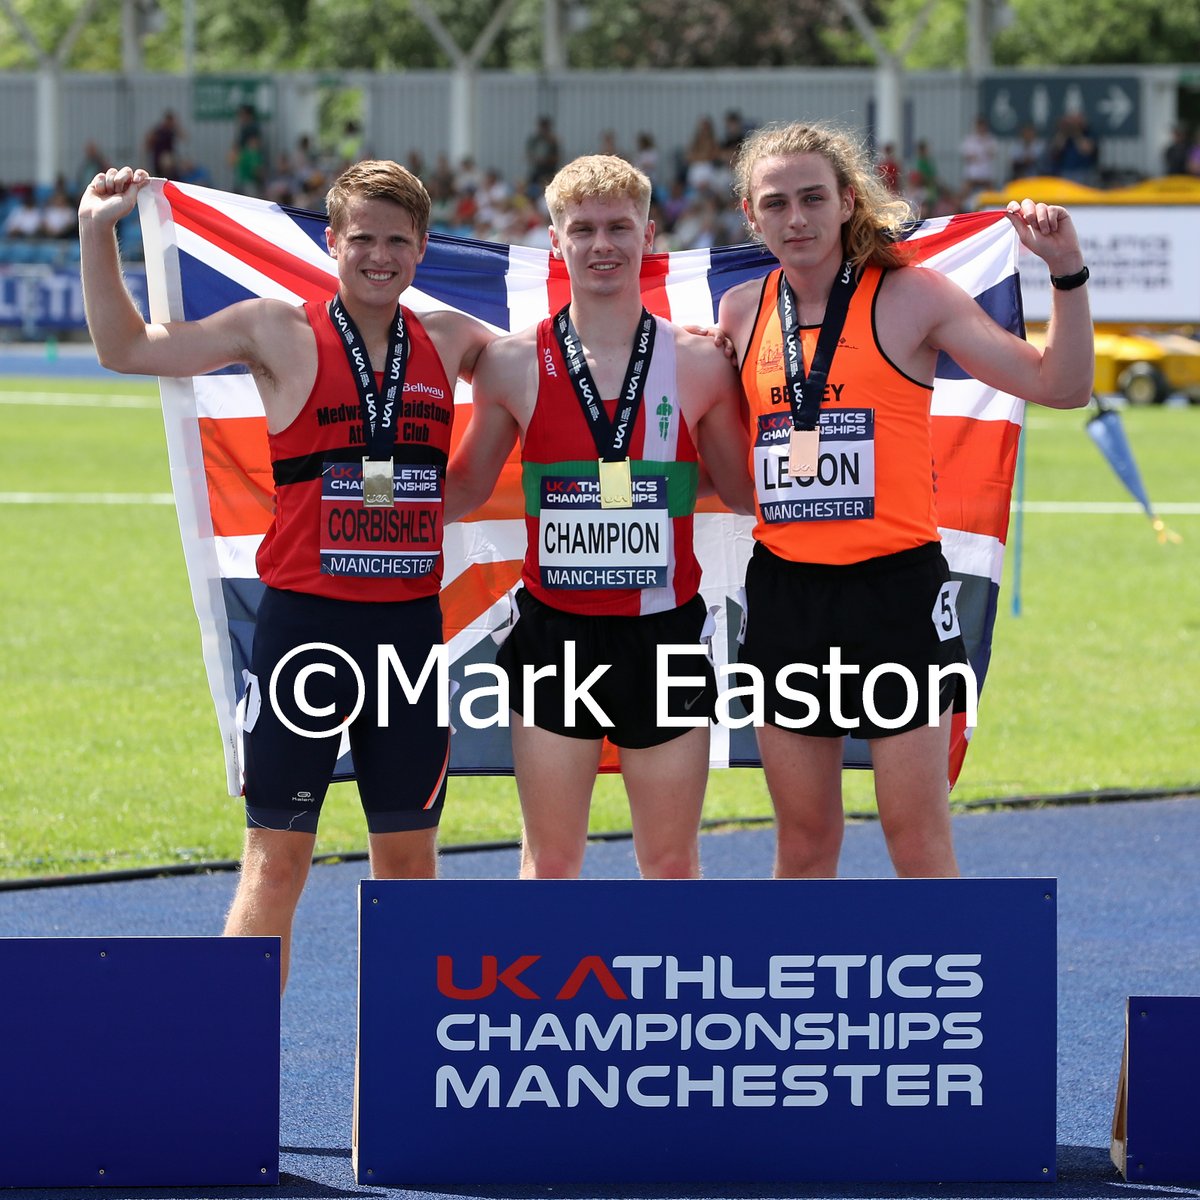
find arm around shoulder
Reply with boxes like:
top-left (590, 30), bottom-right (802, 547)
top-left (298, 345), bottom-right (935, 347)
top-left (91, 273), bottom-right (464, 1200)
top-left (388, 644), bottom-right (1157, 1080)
top-left (443, 333), bottom-right (528, 523)
top-left (679, 331), bottom-right (754, 515)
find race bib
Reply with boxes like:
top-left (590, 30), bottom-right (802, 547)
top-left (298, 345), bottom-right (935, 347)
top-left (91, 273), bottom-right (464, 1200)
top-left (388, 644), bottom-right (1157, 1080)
top-left (538, 474), bottom-right (669, 590)
top-left (754, 408), bottom-right (876, 523)
top-left (320, 461), bottom-right (442, 578)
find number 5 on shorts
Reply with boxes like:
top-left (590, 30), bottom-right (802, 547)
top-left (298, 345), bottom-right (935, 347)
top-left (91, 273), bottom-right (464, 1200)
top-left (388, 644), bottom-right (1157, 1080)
top-left (932, 580), bottom-right (962, 641)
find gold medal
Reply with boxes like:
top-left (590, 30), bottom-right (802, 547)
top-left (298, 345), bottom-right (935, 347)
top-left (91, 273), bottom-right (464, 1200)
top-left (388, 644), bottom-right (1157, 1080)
top-left (787, 429), bottom-right (820, 479)
top-left (598, 458), bottom-right (633, 509)
top-left (362, 457), bottom-right (395, 507)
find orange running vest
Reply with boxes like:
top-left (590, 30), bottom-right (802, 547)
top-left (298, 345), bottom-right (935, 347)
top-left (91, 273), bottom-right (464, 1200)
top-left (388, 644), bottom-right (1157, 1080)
top-left (740, 266), bottom-right (939, 565)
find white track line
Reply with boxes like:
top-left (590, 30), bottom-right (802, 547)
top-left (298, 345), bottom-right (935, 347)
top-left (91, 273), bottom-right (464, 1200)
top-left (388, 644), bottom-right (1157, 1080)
top-left (0, 392), bottom-right (158, 409)
top-left (1015, 501), bottom-right (1200, 514)
top-left (0, 492), bottom-right (175, 505)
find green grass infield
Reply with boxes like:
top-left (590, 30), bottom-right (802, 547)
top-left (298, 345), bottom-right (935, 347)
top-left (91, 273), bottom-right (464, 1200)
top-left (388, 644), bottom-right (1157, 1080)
top-left (1, 375), bottom-right (1196, 879)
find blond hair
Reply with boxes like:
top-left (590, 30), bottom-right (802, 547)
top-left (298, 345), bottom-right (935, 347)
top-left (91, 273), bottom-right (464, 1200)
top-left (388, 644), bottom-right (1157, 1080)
top-left (732, 122), bottom-right (913, 271)
top-left (544, 155), bottom-right (653, 228)
top-left (325, 160), bottom-right (431, 238)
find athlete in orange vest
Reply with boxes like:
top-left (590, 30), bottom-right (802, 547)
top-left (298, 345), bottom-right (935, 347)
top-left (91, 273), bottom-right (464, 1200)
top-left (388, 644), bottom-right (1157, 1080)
top-left (80, 161), bottom-right (493, 988)
top-left (717, 121), bottom-right (1094, 879)
top-left (447, 155), bottom-right (752, 879)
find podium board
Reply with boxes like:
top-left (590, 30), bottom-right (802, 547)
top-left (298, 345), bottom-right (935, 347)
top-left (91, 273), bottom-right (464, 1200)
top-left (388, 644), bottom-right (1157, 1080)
top-left (0, 936), bottom-right (280, 1189)
top-left (356, 879), bottom-right (1056, 1186)
top-left (1112, 996), bottom-right (1200, 1182)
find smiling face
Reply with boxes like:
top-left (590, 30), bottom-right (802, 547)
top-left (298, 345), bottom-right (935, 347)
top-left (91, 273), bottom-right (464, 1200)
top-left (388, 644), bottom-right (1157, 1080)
top-left (325, 196), bottom-right (427, 314)
top-left (549, 193), bottom-right (654, 297)
top-left (743, 152), bottom-right (854, 274)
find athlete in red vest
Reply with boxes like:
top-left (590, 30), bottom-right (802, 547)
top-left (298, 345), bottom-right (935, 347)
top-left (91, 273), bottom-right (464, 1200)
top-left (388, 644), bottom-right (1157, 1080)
top-left (717, 121), bottom-right (1094, 880)
top-left (447, 155), bottom-right (752, 880)
top-left (79, 161), bottom-right (493, 988)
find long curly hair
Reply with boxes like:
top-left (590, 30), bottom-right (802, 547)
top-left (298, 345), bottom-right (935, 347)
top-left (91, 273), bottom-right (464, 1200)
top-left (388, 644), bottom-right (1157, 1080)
top-left (732, 122), bottom-right (913, 272)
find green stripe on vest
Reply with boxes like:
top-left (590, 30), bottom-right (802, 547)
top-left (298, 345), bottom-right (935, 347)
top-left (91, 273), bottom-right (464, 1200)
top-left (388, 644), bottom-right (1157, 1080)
top-left (523, 459), bottom-right (699, 517)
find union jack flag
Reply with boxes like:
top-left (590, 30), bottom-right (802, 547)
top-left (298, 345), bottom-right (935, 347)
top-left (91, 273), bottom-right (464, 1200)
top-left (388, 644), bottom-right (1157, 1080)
top-left (137, 180), bottom-right (1024, 795)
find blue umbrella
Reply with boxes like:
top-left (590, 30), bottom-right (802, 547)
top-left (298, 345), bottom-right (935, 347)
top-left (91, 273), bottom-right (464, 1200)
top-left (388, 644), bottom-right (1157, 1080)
top-left (1085, 400), bottom-right (1181, 544)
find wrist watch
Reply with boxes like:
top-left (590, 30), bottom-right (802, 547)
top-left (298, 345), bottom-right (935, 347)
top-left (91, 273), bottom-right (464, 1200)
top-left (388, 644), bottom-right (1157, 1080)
top-left (1049, 265), bottom-right (1090, 291)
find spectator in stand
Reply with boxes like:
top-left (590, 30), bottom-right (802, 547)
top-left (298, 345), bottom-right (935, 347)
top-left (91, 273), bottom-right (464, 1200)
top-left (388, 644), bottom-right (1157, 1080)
top-left (908, 139), bottom-right (938, 216)
top-left (293, 134), bottom-right (323, 190)
top-left (720, 109), bottom-right (752, 163)
top-left (76, 141), bottom-right (109, 193)
top-left (597, 129), bottom-right (625, 160)
top-left (1163, 126), bottom-right (1190, 176)
top-left (1010, 124), bottom-right (1046, 181)
top-left (660, 177), bottom-right (690, 230)
top-left (40, 182), bottom-right (77, 238)
top-left (2, 192), bottom-right (42, 237)
top-left (430, 153), bottom-right (456, 197)
top-left (1185, 132), bottom-right (1200, 176)
top-left (671, 190), bottom-right (723, 249)
top-left (959, 115), bottom-right (998, 203)
top-left (876, 143), bottom-right (902, 194)
top-left (265, 152), bottom-right (302, 205)
top-left (633, 131), bottom-right (660, 189)
top-left (684, 115), bottom-right (728, 193)
top-left (233, 131), bottom-right (267, 196)
top-left (1048, 114), bottom-right (1098, 186)
top-left (454, 156), bottom-right (483, 195)
top-left (231, 104), bottom-right (262, 157)
top-left (144, 110), bottom-right (183, 178)
top-left (337, 119), bottom-right (364, 168)
top-left (525, 115), bottom-right (561, 192)
top-left (176, 157), bottom-right (214, 188)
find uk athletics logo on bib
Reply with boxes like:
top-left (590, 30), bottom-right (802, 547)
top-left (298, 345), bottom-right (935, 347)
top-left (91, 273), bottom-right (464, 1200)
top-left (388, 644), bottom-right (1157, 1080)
top-left (755, 409), bottom-right (876, 523)
top-left (539, 474), bottom-right (669, 589)
top-left (320, 462), bottom-right (442, 578)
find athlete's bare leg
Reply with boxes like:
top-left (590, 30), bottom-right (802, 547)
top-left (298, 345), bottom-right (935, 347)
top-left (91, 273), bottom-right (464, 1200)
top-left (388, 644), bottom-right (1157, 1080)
top-left (869, 705), bottom-right (959, 877)
top-left (368, 827), bottom-right (439, 880)
top-left (511, 713), bottom-right (603, 878)
top-left (756, 723), bottom-right (846, 878)
top-left (621, 726), bottom-right (709, 878)
top-left (223, 826), bottom-right (315, 993)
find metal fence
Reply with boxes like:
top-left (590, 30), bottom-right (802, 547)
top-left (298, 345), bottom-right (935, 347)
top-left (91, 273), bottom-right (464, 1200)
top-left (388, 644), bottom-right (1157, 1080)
top-left (0, 64), bottom-right (1183, 200)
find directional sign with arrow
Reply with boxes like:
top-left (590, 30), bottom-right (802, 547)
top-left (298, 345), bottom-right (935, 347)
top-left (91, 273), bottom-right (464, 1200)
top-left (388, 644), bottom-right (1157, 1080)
top-left (980, 75), bottom-right (1140, 137)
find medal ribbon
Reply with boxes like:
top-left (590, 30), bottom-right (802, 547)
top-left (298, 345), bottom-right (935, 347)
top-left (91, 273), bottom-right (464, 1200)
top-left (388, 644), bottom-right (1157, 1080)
top-left (776, 261), bottom-right (858, 433)
top-left (552, 305), bottom-right (657, 463)
top-left (328, 292), bottom-right (410, 462)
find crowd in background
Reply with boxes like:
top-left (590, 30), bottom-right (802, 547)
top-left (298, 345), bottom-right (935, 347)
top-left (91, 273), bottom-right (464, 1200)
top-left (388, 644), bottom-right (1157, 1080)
top-left (5, 105), bottom-right (1200, 265)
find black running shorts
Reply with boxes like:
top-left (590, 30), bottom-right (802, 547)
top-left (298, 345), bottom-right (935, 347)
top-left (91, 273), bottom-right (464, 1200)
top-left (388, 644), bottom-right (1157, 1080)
top-left (495, 589), bottom-right (717, 749)
top-left (739, 541), bottom-right (972, 738)
top-left (242, 587), bottom-right (449, 834)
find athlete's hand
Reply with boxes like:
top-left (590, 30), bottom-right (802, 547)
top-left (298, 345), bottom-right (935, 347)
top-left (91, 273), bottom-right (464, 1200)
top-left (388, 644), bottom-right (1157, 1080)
top-left (78, 166), bottom-right (151, 228)
top-left (683, 323), bottom-right (738, 366)
top-left (1004, 199), bottom-right (1085, 278)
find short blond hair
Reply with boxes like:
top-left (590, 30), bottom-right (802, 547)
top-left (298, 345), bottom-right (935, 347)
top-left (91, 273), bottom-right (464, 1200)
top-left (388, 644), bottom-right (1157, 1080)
top-left (544, 155), bottom-right (653, 228)
top-left (325, 159), bottom-right (431, 238)
top-left (732, 122), bottom-right (913, 271)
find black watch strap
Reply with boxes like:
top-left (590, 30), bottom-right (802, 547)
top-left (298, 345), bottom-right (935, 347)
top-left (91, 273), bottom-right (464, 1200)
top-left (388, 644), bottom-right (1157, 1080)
top-left (1050, 264), bottom-right (1090, 291)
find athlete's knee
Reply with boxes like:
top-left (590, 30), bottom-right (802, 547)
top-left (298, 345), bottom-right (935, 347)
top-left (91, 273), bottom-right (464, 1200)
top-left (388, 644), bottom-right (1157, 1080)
top-left (521, 841), bottom-right (585, 879)
top-left (636, 842), bottom-right (700, 880)
top-left (236, 832), bottom-right (312, 899)
top-left (774, 814), bottom-right (843, 875)
top-left (368, 825), bottom-right (438, 879)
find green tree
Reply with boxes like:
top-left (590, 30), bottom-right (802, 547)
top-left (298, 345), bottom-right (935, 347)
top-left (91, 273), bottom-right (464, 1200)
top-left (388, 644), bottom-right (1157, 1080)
top-left (2, 0), bottom-right (1195, 73)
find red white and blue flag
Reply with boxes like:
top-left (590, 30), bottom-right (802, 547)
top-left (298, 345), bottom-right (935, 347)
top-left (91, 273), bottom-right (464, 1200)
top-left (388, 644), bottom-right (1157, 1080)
top-left (137, 180), bottom-right (1024, 795)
